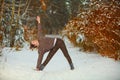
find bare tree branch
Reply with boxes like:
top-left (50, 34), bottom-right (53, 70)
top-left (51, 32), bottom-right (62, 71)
top-left (22, 0), bottom-right (32, 17)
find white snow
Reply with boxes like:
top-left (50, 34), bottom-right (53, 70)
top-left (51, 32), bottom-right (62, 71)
top-left (0, 37), bottom-right (120, 80)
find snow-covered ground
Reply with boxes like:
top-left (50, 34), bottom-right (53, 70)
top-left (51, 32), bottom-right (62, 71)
top-left (0, 37), bottom-right (120, 80)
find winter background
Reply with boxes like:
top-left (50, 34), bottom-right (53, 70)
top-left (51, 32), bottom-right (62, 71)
top-left (0, 0), bottom-right (120, 80)
top-left (0, 36), bottom-right (120, 80)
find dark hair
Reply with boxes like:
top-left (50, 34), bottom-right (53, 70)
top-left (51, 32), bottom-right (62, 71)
top-left (30, 42), bottom-right (37, 49)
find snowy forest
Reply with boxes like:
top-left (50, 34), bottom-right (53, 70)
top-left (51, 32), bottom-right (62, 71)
top-left (0, 0), bottom-right (120, 80)
top-left (0, 0), bottom-right (120, 60)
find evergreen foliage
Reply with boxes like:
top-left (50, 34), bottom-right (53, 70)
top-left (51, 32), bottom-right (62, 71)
top-left (0, 0), bottom-right (77, 49)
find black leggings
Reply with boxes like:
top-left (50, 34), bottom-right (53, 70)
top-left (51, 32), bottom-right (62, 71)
top-left (36, 38), bottom-right (73, 70)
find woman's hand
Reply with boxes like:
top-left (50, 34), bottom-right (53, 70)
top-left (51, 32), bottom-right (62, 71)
top-left (36, 16), bottom-right (40, 24)
top-left (33, 68), bottom-right (40, 71)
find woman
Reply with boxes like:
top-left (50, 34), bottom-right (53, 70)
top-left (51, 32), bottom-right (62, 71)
top-left (30, 16), bottom-right (74, 71)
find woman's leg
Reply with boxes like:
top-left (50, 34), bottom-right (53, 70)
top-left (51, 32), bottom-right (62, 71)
top-left (36, 51), bottom-right (44, 70)
top-left (58, 39), bottom-right (74, 70)
top-left (40, 46), bottom-right (59, 70)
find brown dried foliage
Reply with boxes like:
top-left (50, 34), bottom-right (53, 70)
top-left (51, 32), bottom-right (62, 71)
top-left (63, 0), bottom-right (120, 60)
top-left (40, 0), bottom-right (47, 11)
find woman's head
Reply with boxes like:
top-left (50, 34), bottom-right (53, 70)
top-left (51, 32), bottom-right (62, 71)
top-left (30, 40), bottom-right (39, 49)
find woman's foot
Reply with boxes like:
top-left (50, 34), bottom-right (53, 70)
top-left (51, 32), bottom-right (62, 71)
top-left (70, 63), bottom-right (74, 70)
top-left (40, 64), bottom-right (45, 70)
